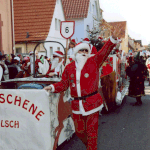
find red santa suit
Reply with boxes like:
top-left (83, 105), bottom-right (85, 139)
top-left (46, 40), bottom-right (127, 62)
top-left (49, 36), bottom-right (118, 149)
top-left (46, 51), bottom-right (65, 77)
top-left (21, 56), bottom-right (31, 77)
top-left (67, 39), bottom-right (76, 55)
top-left (22, 56), bottom-right (40, 77)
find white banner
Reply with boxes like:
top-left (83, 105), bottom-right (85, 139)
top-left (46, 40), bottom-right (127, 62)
top-left (0, 89), bottom-right (51, 150)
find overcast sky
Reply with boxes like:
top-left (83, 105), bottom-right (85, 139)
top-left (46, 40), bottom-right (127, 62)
top-left (99, 0), bottom-right (150, 45)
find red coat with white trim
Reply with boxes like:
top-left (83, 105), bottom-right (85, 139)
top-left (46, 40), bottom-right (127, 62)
top-left (52, 39), bottom-right (116, 114)
top-left (46, 60), bottom-right (65, 77)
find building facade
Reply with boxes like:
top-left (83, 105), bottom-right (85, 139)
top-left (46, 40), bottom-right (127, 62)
top-left (14, 0), bottom-right (65, 58)
top-left (0, 0), bottom-right (14, 54)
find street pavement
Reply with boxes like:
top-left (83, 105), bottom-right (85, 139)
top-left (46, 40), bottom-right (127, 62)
top-left (57, 81), bottom-right (150, 150)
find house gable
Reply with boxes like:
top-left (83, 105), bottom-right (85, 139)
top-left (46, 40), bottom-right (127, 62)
top-left (47, 0), bottom-right (65, 39)
top-left (62, 0), bottom-right (101, 42)
top-left (108, 21), bottom-right (127, 39)
top-left (44, 0), bottom-right (66, 58)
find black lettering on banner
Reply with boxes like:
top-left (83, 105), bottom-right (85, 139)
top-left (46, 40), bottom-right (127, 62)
top-left (65, 27), bottom-right (69, 33)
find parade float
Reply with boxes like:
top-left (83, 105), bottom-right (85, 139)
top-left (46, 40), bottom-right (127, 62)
top-left (0, 21), bottom-right (128, 150)
top-left (88, 26), bottom-right (128, 112)
top-left (0, 41), bottom-right (75, 150)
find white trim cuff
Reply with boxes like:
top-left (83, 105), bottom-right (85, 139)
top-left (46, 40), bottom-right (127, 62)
top-left (48, 84), bottom-right (55, 92)
top-left (110, 36), bottom-right (118, 44)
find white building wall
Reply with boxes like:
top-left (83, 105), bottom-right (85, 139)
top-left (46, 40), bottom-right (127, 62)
top-left (67, 0), bottom-right (100, 42)
top-left (44, 0), bottom-right (66, 58)
top-left (68, 19), bottom-right (84, 43)
top-left (84, 0), bottom-right (100, 37)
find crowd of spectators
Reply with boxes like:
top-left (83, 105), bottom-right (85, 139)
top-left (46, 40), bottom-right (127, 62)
top-left (0, 51), bottom-right (52, 82)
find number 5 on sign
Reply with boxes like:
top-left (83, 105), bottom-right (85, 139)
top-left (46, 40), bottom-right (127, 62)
top-left (60, 21), bottom-right (75, 39)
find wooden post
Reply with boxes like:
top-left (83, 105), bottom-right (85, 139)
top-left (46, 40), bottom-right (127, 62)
top-left (0, 14), bottom-right (4, 54)
top-left (65, 39), bottom-right (68, 65)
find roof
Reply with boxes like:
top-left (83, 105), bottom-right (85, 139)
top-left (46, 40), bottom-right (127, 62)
top-left (102, 19), bottom-right (113, 30)
top-left (62, 0), bottom-right (90, 19)
top-left (108, 21), bottom-right (127, 39)
top-left (13, 0), bottom-right (56, 42)
top-left (128, 39), bottom-right (135, 50)
top-left (135, 40), bottom-right (142, 46)
top-left (100, 8), bottom-right (104, 12)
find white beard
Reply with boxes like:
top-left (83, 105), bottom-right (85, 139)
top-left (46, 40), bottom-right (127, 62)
top-left (27, 62), bottom-right (30, 67)
top-left (51, 58), bottom-right (59, 70)
top-left (75, 53), bottom-right (89, 70)
top-left (30, 56), bottom-right (36, 64)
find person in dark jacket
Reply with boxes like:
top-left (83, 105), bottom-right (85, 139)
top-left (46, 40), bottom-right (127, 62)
top-left (4, 54), bottom-right (11, 66)
top-left (126, 52), bottom-right (148, 105)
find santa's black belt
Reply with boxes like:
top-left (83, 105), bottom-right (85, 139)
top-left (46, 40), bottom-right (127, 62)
top-left (72, 91), bottom-right (98, 100)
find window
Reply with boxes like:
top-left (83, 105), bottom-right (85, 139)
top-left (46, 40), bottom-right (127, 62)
top-left (92, 4), bottom-right (94, 13)
top-left (55, 18), bottom-right (61, 30)
top-left (50, 47), bottom-right (53, 59)
top-left (89, 2), bottom-right (91, 11)
top-left (57, 47), bottom-right (60, 51)
top-left (87, 25), bottom-right (90, 31)
top-left (50, 47), bottom-right (53, 54)
top-left (16, 47), bottom-right (22, 53)
top-left (95, 1), bottom-right (97, 7)
top-left (58, 19), bottom-right (61, 31)
top-left (95, 1), bottom-right (98, 19)
top-left (55, 18), bottom-right (57, 30)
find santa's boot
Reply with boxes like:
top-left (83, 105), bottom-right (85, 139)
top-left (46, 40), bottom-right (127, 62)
top-left (134, 96), bottom-right (142, 106)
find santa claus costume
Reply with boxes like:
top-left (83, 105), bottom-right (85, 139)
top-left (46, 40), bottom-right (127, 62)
top-left (48, 36), bottom-right (118, 149)
top-left (67, 39), bottom-right (76, 56)
top-left (46, 51), bottom-right (65, 77)
top-left (21, 56), bottom-right (31, 77)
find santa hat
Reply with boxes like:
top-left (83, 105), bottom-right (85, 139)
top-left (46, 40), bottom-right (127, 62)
top-left (98, 37), bottom-right (103, 40)
top-left (115, 49), bottom-right (119, 53)
top-left (53, 51), bottom-right (64, 57)
top-left (70, 39), bottom-right (76, 45)
top-left (23, 56), bottom-right (30, 61)
top-left (73, 42), bottom-right (91, 57)
top-left (82, 38), bottom-right (90, 44)
top-left (29, 51), bottom-right (34, 55)
top-left (14, 56), bottom-right (20, 61)
top-left (129, 52), bottom-right (133, 57)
